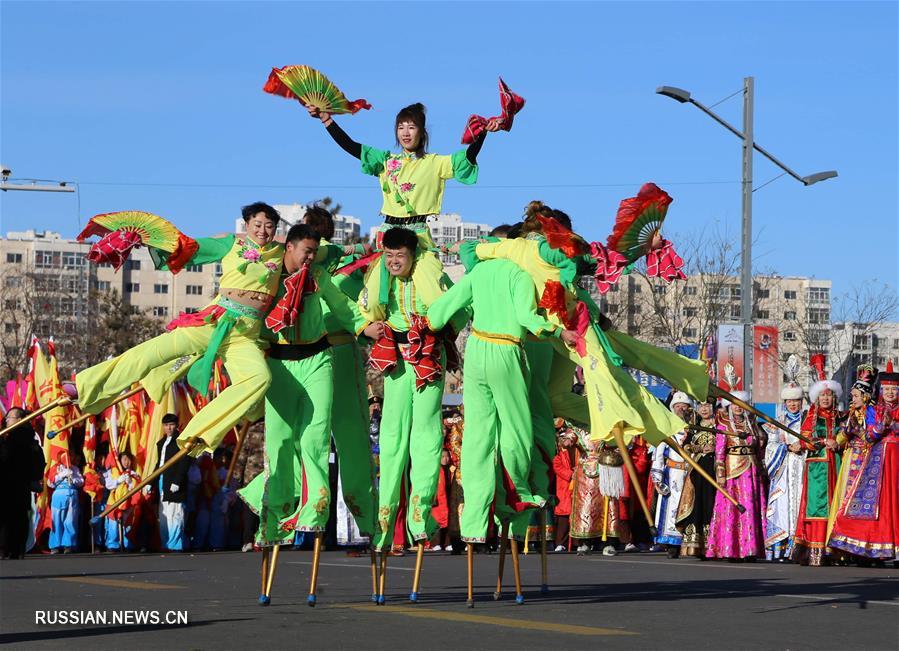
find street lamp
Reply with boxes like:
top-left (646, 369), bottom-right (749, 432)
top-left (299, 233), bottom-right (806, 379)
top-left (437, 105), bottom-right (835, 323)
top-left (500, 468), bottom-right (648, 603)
top-left (656, 78), bottom-right (837, 398)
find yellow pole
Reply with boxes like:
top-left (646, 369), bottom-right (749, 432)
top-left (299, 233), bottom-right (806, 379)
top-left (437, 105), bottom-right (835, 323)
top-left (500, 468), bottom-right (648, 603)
top-left (494, 521), bottom-right (508, 601)
top-left (259, 547), bottom-right (270, 605)
top-left (611, 426), bottom-right (656, 536)
top-left (509, 535), bottom-right (524, 605)
top-left (665, 436), bottom-right (745, 513)
top-left (409, 541), bottom-right (425, 602)
top-left (307, 532), bottom-right (323, 607)
top-left (1, 396), bottom-right (69, 438)
top-left (539, 509), bottom-right (549, 594)
top-left (466, 543), bottom-right (475, 608)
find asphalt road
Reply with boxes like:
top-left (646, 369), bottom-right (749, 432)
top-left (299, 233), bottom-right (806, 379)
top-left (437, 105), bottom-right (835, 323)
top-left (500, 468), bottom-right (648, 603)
top-left (2, 548), bottom-right (897, 650)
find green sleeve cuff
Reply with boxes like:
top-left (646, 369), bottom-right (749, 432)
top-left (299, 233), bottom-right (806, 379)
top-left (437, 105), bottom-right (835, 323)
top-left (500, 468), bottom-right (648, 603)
top-left (361, 145), bottom-right (389, 176)
top-left (459, 241), bottom-right (481, 272)
top-left (153, 234), bottom-right (234, 271)
top-left (451, 149), bottom-right (479, 185)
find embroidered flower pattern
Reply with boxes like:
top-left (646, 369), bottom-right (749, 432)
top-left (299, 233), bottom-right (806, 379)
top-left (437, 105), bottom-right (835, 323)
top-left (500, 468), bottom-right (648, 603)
top-left (382, 154), bottom-right (418, 216)
top-left (236, 239), bottom-right (278, 283)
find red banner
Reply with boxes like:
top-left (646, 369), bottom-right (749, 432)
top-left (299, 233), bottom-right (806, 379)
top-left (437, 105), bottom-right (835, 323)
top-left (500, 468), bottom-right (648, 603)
top-left (752, 325), bottom-right (780, 404)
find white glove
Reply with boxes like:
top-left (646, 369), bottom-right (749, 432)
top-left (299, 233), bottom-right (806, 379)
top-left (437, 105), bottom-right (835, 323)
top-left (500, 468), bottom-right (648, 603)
top-left (143, 485), bottom-right (153, 496)
top-left (169, 483), bottom-right (180, 493)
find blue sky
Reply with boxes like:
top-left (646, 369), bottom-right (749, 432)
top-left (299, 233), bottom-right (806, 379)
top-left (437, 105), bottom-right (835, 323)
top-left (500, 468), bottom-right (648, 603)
top-left (2, 1), bottom-right (897, 302)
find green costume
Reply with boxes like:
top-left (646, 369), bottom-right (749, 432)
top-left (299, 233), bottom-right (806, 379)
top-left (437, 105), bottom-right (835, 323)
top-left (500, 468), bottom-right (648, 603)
top-left (238, 265), bottom-right (367, 546)
top-left (322, 254), bottom-right (377, 538)
top-left (358, 252), bottom-right (464, 551)
top-left (428, 260), bottom-right (561, 542)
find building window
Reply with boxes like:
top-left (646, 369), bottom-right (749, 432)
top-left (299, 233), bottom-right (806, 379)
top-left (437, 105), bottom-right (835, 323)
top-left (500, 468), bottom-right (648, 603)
top-left (632, 284), bottom-right (642, 294)
top-left (682, 327), bottom-right (697, 338)
top-left (784, 310), bottom-right (796, 320)
top-left (628, 304), bottom-right (642, 314)
top-left (125, 282), bottom-right (141, 293)
top-left (755, 309), bottom-right (770, 319)
top-left (653, 285), bottom-right (666, 295)
top-left (608, 284), bottom-right (619, 293)
top-left (607, 303), bottom-right (619, 315)
top-left (893, 338), bottom-right (899, 349)
top-left (807, 308), bottom-right (830, 325)
top-left (653, 327), bottom-right (667, 337)
top-left (4, 323), bottom-right (20, 334)
top-left (6, 253), bottom-right (22, 264)
top-left (730, 305), bottom-right (741, 319)
top-left (685, 286), bottom-right (697, 296)
top-left (125, 259), bottom-right (142, 271)
top-left (154, 283), bottom-right (169, 294)
top-left (152, 306), bottom-right (169, 318)
top-left (682, 307), bottom-right (698, 317)
top-left (186, 285), bottom-right (203, 296)
top-left (783, 331), bottom-right (797, 342)
top-left (96, 280), bottom-right (111, 291)
top-left (184, 307), bottom-right (199, 314)
top-left (62, 252), bottom-right (86, 269)
top-left (756, 288), bottom-right (770, 299)
top-left (806, 287), bottom-right (830, 302)
top-left (185, 264), bottom-right (203, 273)
top-left (5, 276), bottom-right (22, 288)
top-left (34, 250), bottom-right (54, 268)
top-left (784, 290), bottom-right (797, 300)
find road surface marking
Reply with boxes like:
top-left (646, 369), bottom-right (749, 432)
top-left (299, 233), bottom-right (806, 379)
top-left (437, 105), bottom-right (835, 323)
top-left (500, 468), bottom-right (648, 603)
top-left (775, 594), bottom-right (899, 607)
top-left (288, 562), bottom-right (414, 572)
top-left (588, 558), bottom-right (765, 570)
top-left (51, 576), bottom-right (184, 590)
top-left (333, 604), bottom-right (636, 636)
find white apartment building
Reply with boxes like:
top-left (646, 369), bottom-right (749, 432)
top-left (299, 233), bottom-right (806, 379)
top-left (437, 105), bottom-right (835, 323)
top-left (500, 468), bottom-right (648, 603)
top-left (367, 213), bottom-right (492, 264)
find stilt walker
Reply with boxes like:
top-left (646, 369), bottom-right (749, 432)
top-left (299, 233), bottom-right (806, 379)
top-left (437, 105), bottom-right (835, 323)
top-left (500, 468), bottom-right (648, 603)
top-left (358, 228), bottom-right (468, 604)
top-left (427, 259), bottom-right (574, 604)
top-left (494, 522), bottom-right (509, 600)
top-left (72, 205), bottom-right (287, 460)
top-left (307, 532), bottom-right (324, 606)
top-left (238, 224), bottom-right (369, 604)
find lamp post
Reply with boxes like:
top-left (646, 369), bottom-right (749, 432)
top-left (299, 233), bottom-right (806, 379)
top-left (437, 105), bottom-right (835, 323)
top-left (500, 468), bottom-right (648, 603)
top-left (656, 78), bottom-right (837, 397)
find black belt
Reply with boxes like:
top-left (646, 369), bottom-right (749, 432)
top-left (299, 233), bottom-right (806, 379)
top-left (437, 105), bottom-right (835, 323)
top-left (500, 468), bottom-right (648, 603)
top-left (392, 330), bottom-right (409, 344)
top-left (383, 214), bottom-right (429, 225)
top-left (726, 446), bottom-right (753, 456)
top-left (268, 338), bottom-right (330, 361)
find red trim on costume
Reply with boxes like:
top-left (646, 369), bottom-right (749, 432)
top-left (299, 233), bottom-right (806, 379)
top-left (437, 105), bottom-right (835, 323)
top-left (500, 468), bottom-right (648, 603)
top-left (538, 281), bottom-right (569, 323)
top-left (335, 251), bottom-right (381, 276)
top-left (165, 233), bottom-right (200, 274)
top-left (537, 214), bottom-right (588, 258)
top-left (167, 304), bottom-right (226, 331)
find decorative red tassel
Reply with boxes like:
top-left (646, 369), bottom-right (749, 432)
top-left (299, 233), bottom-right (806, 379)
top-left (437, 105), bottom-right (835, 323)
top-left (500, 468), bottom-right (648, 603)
top-left (538, 281), bottom-right (570, 323)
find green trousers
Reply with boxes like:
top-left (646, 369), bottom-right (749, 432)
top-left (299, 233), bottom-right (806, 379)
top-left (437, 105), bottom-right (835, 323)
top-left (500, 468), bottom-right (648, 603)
top-left (238, 351), bottom-right (334, 546)
top-left (329, 340), bottom-right (377, 536)
top-left (460, 336), bottom-right (544, 542)
top-left (373, 353), bottom-right (445, 551)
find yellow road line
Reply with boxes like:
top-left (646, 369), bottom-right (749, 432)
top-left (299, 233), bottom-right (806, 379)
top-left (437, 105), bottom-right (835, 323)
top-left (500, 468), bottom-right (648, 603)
top-left (334, 604), bottom-right (636, 636)
top-left (51, 576), bottom-right (184, 590)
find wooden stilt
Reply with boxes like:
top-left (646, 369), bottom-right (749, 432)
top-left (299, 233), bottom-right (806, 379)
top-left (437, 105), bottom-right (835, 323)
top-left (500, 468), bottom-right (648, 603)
top-left (47, 386), bottom-right (144, 440)
top-left (409, 541), bottom-right (424, 602)
top-left (259, 547), bottom-right (271, 605)
top-left (223, 420), bottom-right (251, 488)
top-left (307, 533), bottom-right (323, 607)
top-left (538, 509), bottom-right (549, 594)
top-left (264, 544), bottom-right (281, 604)
top-left (709, 384), bottom-right (819, 447)
top-left (92, 435), bottom-right (200, 524)
top-left (509, 535), bottom-right (524, 605)
top-left (1, 396), bottom-right (69, 438)
top-left (665, 436), bottom-right (746, 513)
top-left (370, 548), bottom-right (379, 603)
top-left (377, 551), bottom-right (388, 605)
top-left (494, 522), bottom-right (508, 600)
top-left (466, 543), bottom-right (475, 608)
top-left (611, 426), bottom-right (657, 536)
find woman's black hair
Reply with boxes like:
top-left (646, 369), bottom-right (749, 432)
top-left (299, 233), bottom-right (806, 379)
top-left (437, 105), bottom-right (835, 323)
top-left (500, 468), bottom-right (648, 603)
top-left (550, 209), bottom-right (573, 231)
top-left (303, 203), bottom-right (335, 241)
top-left (395, 103), bottom-right (429, 158)
top-left (381, 227), bottom-right (418, 253)
top-left (285, 223), bottom-right (321, 245)
top-left (506, 222), bottom-right (524, 239)
top-left (241, 201), bottom-right (281, 224)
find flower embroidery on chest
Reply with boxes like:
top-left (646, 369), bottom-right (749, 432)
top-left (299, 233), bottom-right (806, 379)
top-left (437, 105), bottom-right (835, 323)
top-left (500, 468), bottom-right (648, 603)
top-left (236, 240), bottom-right (279, 283)
top-left (383, 155), bottom-right (418, 215)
